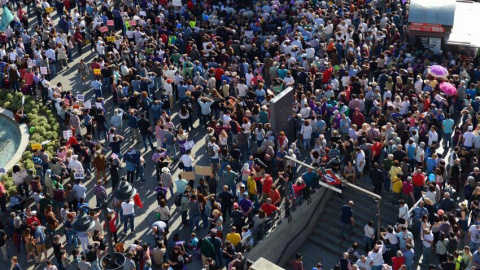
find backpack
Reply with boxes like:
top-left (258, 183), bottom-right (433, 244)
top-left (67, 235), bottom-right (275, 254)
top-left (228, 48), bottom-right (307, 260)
top-left (174, 194), bottom-right (184, 207)
top-left (156, 188), bottom-right (167, 202)
top-left (208, 144), bottom-right (216, 157)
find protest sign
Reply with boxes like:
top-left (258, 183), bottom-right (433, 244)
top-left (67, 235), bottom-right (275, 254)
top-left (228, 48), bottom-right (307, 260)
top-left (77, 94), bottom-right (85, 101)
top-left (31, 143), bottom-right (42, 151)
top-left (40, 67), bottom-right (48, 74)
top-left (184, 141), bottom-right (194, 150)
top-left (93, 69), bottom-right (101, 75)
top-left (107, 36), bottom-right (116, 42)
top-left (100, 26), bottom-right (108, 33)
top-left (107, 20), bottom-right (114, 26)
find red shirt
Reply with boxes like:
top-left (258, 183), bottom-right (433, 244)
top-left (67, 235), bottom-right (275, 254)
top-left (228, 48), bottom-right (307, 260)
top-left (371, 142), bottom-right (382, 157)
top-left (25, 72), bottom-right (34, 86)
top-left (412, 173), bottom-right (425, 187)
top-left (262, 176), bottom-right (273, 194)
top-left (260, 203), bottom-right (278, 217)
top-left (104, 213), bottom-right (118, 233)
top-left (268, 189), bottom-right (281, 205)
top-left (402, 181), bottom-right (414, 195)
top-left (392, 256), bottom-right (405, 270)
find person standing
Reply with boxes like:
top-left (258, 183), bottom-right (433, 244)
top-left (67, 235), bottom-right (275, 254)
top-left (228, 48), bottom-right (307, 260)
top-left (33, 222), bottom-right (48, 263)
top-left (420, 228), bottom-right (434, 265)
top-left (340, 201), bottom-right (355, 243)
top-left (121, 198), bottom-right (135, 235)
top-left (442, 114), bottom-right (454, 148)
top-left (137, 113), bottom-right (154, 152)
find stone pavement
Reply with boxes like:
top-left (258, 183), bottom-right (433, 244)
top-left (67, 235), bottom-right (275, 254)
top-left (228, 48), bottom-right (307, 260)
top-left (0, 7), bottom-right (219, 270)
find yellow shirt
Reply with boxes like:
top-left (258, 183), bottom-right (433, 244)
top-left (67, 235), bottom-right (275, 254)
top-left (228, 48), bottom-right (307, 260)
top-left (389, 166), bottom-right (402, 181)
top-left (247, 176), bottom-right (257, 195)
top-left (226, 232), bottom-right (241, 246)
top-left (392, 177), bottom-right (403, 193)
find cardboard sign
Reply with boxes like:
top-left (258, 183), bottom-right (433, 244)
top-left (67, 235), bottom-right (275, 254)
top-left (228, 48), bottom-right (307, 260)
top-left (0, 168), bottom-right (5, 175)
top-left (129, 20), bottom-right (136, 26)
top-left (28, 60), bottom-right (36, 67)
top-left (93, 69), bottom-right (101, 75)
top-left (74, 172), bottom-right (84, 179)
top-left (182, 171), bottom-right (196, 180)
top-left (100, 26), bottom-right (109, 33)
top-left (45, 7), bottom-right (54, 13)
top-left (40, 67), bottom-right (48, 75)
top-left (95, 102), bottom-right (103, 110)
top-left (63, 130), bottom-right (73, 140)
top-left (72, 102), bottom-right (80, 109)
top-left (184, 140), bottom-right (194, 150)
top-left (31, 143), bottom-right (42, 151)
top-left (107, 36), bottom-right (116, 42)
top-left (84, 101), bottom-right (91, 109)
top-left (172, 0), bottom-right (182, 6)
top-left (107, 20), bottom-right (114, 26)
top-left (77, 94), bottom-right (84, 101)
top-left (195, 165), bottom-right (212, 176)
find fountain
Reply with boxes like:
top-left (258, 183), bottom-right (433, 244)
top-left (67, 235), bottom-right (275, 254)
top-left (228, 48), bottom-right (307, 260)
top-left (0, 108), bottom-right (29, 170)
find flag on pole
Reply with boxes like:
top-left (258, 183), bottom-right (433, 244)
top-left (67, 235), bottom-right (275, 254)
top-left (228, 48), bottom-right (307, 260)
top-left (0, 7), bottom-right (14, 32)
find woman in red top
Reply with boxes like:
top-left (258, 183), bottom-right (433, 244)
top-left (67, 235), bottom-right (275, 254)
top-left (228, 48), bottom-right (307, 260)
top-left (391, 250), bottom-right (406, 270)
top-left (104, 212), bottom-right (118, 244)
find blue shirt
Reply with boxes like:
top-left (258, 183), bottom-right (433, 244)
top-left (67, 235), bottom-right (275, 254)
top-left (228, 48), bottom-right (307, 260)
top-left (175, 179), bottom-right (188, 194)
top-left (467, 88), bottom-right (476, 98)
top-left (35, 226), bottom-right (46, 244)
top-left (403, 249), bottom-right (414, 266)
top-left (90, 80), bottom-right (102, 90)
top-left (426, 157), bottom-right (437, 174)
top-left (340, 117), bottom-right (351, 133)
top-left (442, 118), bottom-right (454, 133)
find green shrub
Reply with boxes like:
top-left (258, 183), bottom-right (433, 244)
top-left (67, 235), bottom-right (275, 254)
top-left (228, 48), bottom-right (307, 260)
top-left (0, 92), bottom-right (61, 196)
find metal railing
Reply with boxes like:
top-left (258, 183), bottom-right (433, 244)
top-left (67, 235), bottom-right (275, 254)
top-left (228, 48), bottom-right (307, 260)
top-left (238, 186), bottom-right (322, 252)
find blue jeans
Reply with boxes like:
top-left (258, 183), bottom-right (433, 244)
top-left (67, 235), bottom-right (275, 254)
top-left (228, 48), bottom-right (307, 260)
top-left (50, 61), bottom-right (57, 78)
top-left (66, 230), bottom-right (78, 247)
top-left (94, 88), bottom-right (102, 99)
top-left (422, 245), bottom-right (430, 264)
top-left (181, 211), bottom-right (188, 225)
top-left (141, 133), bottom-right (154, 150)
top-left (444, 132), bottom-right (452, 148)
top-left (189, 213), bottom-right (200, 232)
top-left (102, 77), bottom-right (111, 94)
top-left (123, 214), bottom-right (135, 233)
top-left (470, 241), bottom-right (480, 252)
top-left (136, 165), bottom-right (145, 182)
top-left (302, 138), bottom-right (311, 150)
top-left (166, 144), bottom-right (176, 159)
top-left (67, 48), bottom-right (73, 62)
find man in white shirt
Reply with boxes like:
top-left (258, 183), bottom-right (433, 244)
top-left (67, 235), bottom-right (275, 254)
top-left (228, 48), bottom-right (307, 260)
top-left (207, 137), bottom-right (220, 172)
top-left (237, 79), bottom-right (248, 97)
top-left (121, 198), bottom-right (135, 234)
top-left (464, 126), bottom-right (475, 150)
top-left (72, 180), bottom-right (87, 201)
top-left (45, 46), bottom-right (57, 77)
top-left (179, 149), bottom-right (194, 172)
top-left (421, 228), bottom-right (434, 265)
top-left (367, 245), bottom-right (384, 268)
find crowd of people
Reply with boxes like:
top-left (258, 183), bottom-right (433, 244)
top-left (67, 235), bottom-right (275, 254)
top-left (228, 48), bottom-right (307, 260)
top-left (1, 0), bottom-right (480, 269)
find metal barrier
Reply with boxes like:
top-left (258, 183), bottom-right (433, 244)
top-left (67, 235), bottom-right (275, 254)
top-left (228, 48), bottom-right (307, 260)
top-left (238, 186), bottom-right (319, 252)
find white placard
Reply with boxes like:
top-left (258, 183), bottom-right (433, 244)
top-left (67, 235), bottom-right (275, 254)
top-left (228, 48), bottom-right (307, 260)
top-left (28, 60), bottom-right (36, 67)
top-left (40, 67), bottom-right (48, 75)
top-left (95, 102), bottom-right (103, 109)
top-left (139, 11), bottom-right (146, 16)
top-left (184, 140), bottom-right (194, 150)
top-left (245, 30), bottom-right (253, 38)
top-left (74, 172), bottom-right (84, 179)
top-left (172, 0), bottom-right (182, 6)
top-left (63, 130), bottom-right (73, 140)
top-left (84, 101), bottom-right (91, 109)
top-left (111, 153), bottom-right (118, 160)
top-left (77, 94), bottom-right (84, 101)
top-left (41, 140), bottom-right (51, 145)
top-left (0, 168), bottom-right (5, 174)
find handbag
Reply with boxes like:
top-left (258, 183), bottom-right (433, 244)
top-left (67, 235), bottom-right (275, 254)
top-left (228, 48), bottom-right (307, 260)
top-left (178, 161), bottom-right (185, 170)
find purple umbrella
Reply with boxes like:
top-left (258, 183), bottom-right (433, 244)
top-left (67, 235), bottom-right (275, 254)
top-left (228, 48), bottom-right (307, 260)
top-left (439, 82), bottom-right (457, 96)
top-left (428, 65), bottom-right (448, 78)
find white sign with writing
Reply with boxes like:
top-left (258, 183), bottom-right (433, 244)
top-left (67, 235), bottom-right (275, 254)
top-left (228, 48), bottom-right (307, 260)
top-left (184, 140), bottom-right (195, 150)
top-left (63, 130), bottom-right (73, 140)
top-left (172, 0), bottom-right (182, 6)
top-left (84, 101), bottom-right (91, 109)
top-left (74, 172), bottom-right (84, 179)
top-left (77, 94), bottom-right (85, 101)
